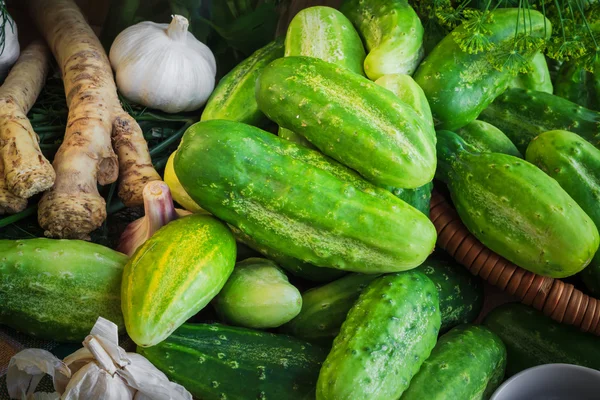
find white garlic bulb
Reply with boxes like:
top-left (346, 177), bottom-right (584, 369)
top-left (0, 9), bottom-right (20, 82)
top-left (109, 15), bottom-right (216, 113)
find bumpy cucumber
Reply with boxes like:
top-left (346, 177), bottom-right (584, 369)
top-left (122, 214), bottom-right (237, 347)
top-left (414, 9), bottom-right (551, 130)
top-left (175, 120), bottom-right (437, 274)
top-left (525, 130), bottom-right (600, 295)
top-left (164, 152), bottom-right (204, 213)
top-left (279, 5), bottom-right (366, 148)
top-left (554, 61), bottom-right (599, 110)
top-left (0, 239), bottom-right (127, 342)
top-left (256, 56), bottom-right (436, 188)
top-left (509, 52), bottom-right (553, 94)
top-left (340, 0), bottom-right (424, 80)
top-left (201, 38), bottom-right (283, 125)
top-left (455, 120), bottom-right (522, 157)
top-left (283, 252), bottom-right (482, 344)
top-left (316, 271), bottom-right (441, 400)
top-left (138, 323), bottom-right (326, 400)
top-left (436, 130), bottom-right (599, 278)
top-left (213, 258), bottom-right (302, 329)
top-left (401, 324), bottom-right (506, 400)
top-left (479, 88), bottom-right (600, 153)
top-left (484, 303), bottom-right (600, 376)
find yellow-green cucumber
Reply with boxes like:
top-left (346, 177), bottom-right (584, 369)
top-left (455, 120), bottom-right (522, 157)
top-left (122, 214), bottom-right (237, 347)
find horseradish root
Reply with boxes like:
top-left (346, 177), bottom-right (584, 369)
top-left (0, 40), bottom-right (54, 199)
top-left (0, 154), bottom-right (26, 214)
top-left (28, 0), bottom-right (160, 239)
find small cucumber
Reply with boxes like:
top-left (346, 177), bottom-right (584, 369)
top-left (436, 130), bottom-right (599, 278)
top-left (213, 258), bottom-right (302, 329)
top-left (484, 303), bottom-right (600, 377)
top-left (341, 0), bottom-right (424, 80)
top-left (479, 88), bottom-right (600, 154)
top-left (122, 214), bottom-right (237, 347)
top-left (316, 271), bottom-right (441, 400)
top-left (509, 52), bottom-right (553, 94)
top-left (201, 38), bottom-right (284, 125)
top-left (414, 9), bottom-right (551, 130)
top-left (0, 239), bottom-right (126, 342)
top-left (525, 130), bottom-right (600, 295)
top-left (455, 120), bottom-right (522, 157)
top-left (401, 324), bottom-right (506, 400)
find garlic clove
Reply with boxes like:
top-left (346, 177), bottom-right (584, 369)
top-left (61, 362), bottom-right (135, 400)
top-left (6, 349), bottom-right (71, 398)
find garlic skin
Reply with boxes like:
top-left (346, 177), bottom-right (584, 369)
top-left (0, 10), bottom-right (20, 81)
top-left (109, 15), bottom-right (216, 113)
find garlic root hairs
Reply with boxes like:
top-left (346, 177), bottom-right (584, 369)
top-left (0, 40), bottom-right (54, 199)
top-left (28, 0), bottom-right (159, 239)
top-left (0, 153), bottom-right (27, 214)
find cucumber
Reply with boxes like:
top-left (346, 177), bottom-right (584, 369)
top-left (436, 129), bottom-right (599, 278)
top-left (282, 252), bottom-right (482, 344)
top-left (414, 9), bottom-right (551, 130)
top-left (401, 324), bottom-right (506, 400)
top-left (316, 271), bottom-right (441, 400)
top-left (122, 214), bottom-right (237, 347)
top-left (279, 5), bottom-right (366, 149)
top-left (509, 52), bottom-right (553, 94)
top-left (201, 38), bottom-right (284, 125)
top-left (175, 120), bottom-right (437, 274)
top-left (455, 120), bottom-right (522, 157)
top-left (555, 61), bottom-right (599, 110)
top-left (483, 303), bottom-right (600, 377)
top-left (256, 56), bottom-right (436, 189)
top-left (138, 323), bottom-right (326, 400)
top-left (340, 0), bottom-right (424, 80)
top-left (164, 152), bottom-right (204, 213)
top-left (213, 258), bottom-right (302, 329)
top-left (479, 88), bottom-right (600, 154)
top-left (388, 183), bottom-right (433, 217)
top-left (525, 130), bottom-right (600, 295)
top-left (0, 239), bottom-right (126, 342)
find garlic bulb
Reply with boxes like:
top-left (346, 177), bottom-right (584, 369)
top-left (109, 15), bottom-right (216, 113)
top-left (0, 8), bottom-right (20, 81)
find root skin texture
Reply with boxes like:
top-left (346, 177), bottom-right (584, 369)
top-left (0, 154), bottom-right (27, 214)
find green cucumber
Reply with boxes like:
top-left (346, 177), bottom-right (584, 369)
top-left (479, 88), bottom-right (600, 154)
top-left (436, 129), bottom-right (599, 278)
top-left (388, 183), bottom-right (433, 217)
top-left (201, 38), bottom-right (284, 125)
top-left (509, 52), bottom-right (553, 94)
top-left (256, 56), bottom-right (436, 188)
top-left (175, 120), bottom-right (437, 274)
top-left (0, 239), bottom-right (126, 342)
top-left (213, 258), bottom-right (302, 329)
top-left (554, 61), bottom-right (599, 110)
top-left (414, 9), bottom-right (551, 130)
top-left (316, 271), bottom-right (441, 400)
top-left (122, 214), bottom-right (237, 347)
top-left (340, 0), bottom-right (424, 80)
top-left (138, 323), bottom-right (326, 400)
top-left (483, 303), bottom-right (600, 377)
top-left (279, 5), bottom-right (366, 149)
top-left (401, 324), bottom-right (506, 400)
top-left (455, 120), bottom-right (522, 157)
top-left (283, 252), bottom-right (482, 344)
top-left (525, 130), bottom-right (600, 295)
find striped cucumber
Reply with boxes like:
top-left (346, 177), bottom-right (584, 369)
top-left (414, 9), bottom-right (551, 130)
top-left (401, 324), bottom-right (506, 400)
top-left (340, 0), bottom-right (424, 80)
top-left (525, 130), bottom-right (600, 295)
top-left (316, 271), bottom-right (441, 400)
top-left (455, 120), bottom-right (522, 157)
top-left (256, 56), bottom-right (436, 188)
top-left (122, 214), bottom-right (237, 347)
top-left (509, 52), bottom-right (553, 94)
top-left (201, 38), bottom-right (284, 125)
top-left (479, 88), bottom-right (600, 154)
top-left (436, 129), bottom-right (599, 278)
top-left (175, 120), bottom-right (437, 273)
top-left (279, 5), bottom-right (366, 148)
top-left (138, 323), bottom-right (326, 400)
top-left (0, 239), bottom-right (126, 342)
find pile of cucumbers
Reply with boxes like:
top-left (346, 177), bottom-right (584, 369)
top-left (2, 1), bottom-right (600, 399)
